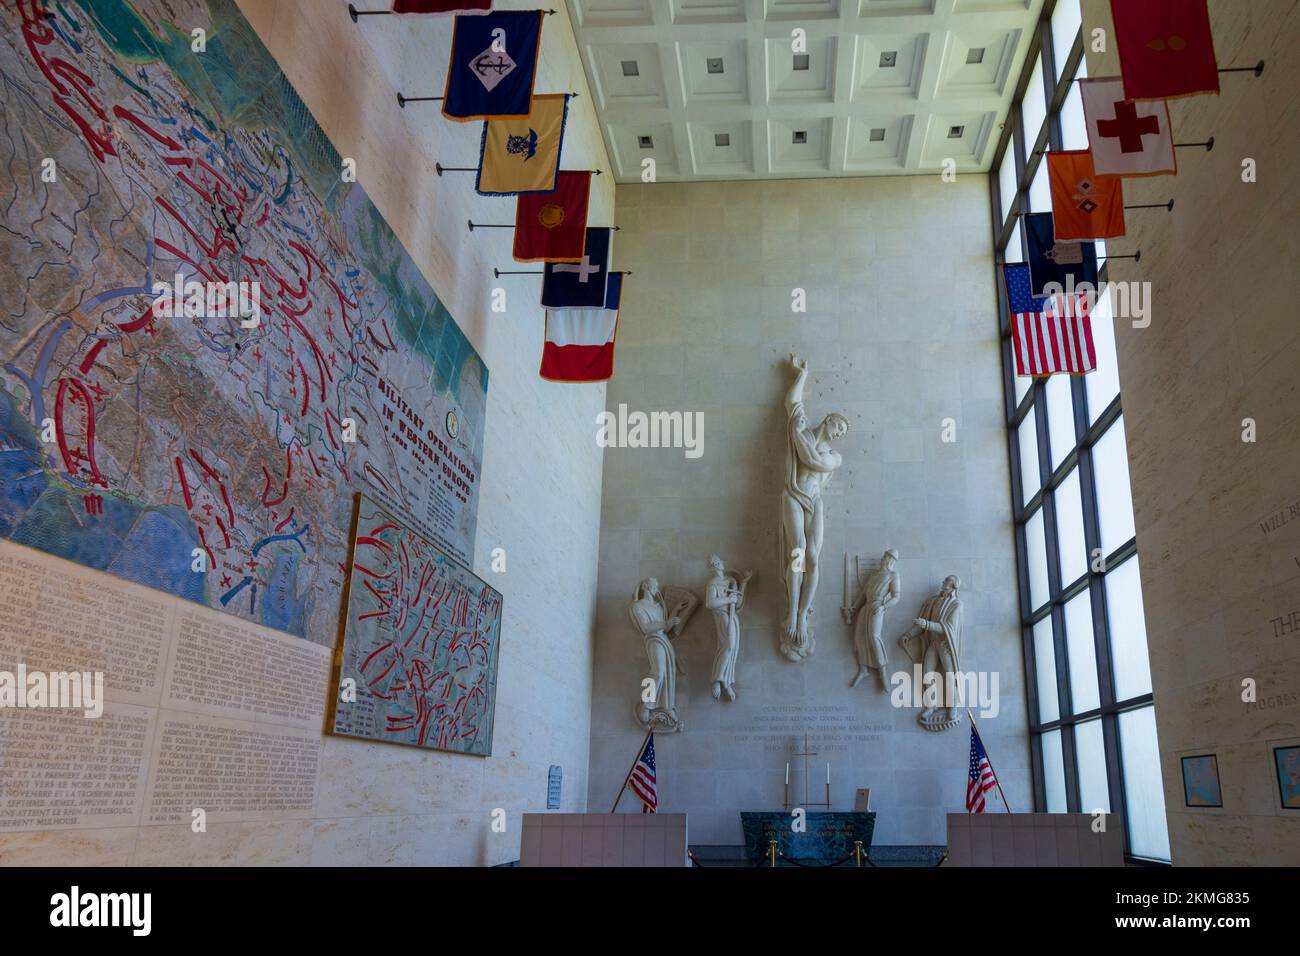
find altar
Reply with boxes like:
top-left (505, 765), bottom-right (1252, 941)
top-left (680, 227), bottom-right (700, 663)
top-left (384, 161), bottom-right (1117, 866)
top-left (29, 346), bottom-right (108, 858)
top-left (740, 811), bottom-right (876, 867)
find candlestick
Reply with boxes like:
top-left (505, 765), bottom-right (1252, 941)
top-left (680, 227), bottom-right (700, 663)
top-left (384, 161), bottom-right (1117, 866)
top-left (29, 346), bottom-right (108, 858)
top-left (826, 762), bottom-right (831, 785)
top-left (785, 761), bottom-right (790, 785)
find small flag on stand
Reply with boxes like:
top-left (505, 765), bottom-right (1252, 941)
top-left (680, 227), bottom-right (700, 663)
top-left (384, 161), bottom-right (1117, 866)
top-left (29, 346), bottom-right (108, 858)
top-left (1003, 264), bottom-right (1096, 377)
top-left (1109, 0), bottom-right (1220, 101)
top-left (540, 272), bottom-right (623, 382)
top-left (967, 723), bottom-right (1001, 813)
top-left (541, 227), bottom-right (611, 308)
top-left (393, 0), bottom-right (491, 13)
top-left (477, 93), bottom-right (569, 195)
top-left (442, 10), bottom-right (543, 122)
top-left (1081, 77), bottom-right (1177, 177)
top-left (1024, 211), bottom-right (1098, 297)
top-left (629, 733), bottom-right (657, 813)
top-left (514, 171), bottom-right (592, 262)
top-left (1047, 150), bottom-right (1125, 241)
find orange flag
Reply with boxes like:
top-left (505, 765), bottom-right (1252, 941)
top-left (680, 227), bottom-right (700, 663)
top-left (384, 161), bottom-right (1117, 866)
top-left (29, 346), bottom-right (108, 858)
top-left (1047, 150), bottom-right (1126, 241)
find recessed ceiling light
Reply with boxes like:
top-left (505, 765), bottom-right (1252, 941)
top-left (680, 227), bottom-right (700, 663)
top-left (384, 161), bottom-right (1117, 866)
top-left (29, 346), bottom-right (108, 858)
top-left (706, 57), bottom-right (724, 74)
top-left (869, 127), bottom-right (886, 142)
top-left (948, 125), bottom-right (965, 138)
top-left (714, 132), bottom-right (730, 147)
top-left (638, 135), bottom-right (654, 149)
top-left (792, 130), bottom-right (807, 144)
top-left (879, 51), bottom-right (897, 68)
top-left (793, 54), bottom-right (810, 71)
top-left (966, 47), bottom-right (985, 65)
top-left (621, 60), bottom-right (640, 77)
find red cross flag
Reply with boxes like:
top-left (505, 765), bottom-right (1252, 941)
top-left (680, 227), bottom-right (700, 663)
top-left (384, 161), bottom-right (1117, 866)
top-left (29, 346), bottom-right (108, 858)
top-left (1081, 77), bottom-right (1176, 178)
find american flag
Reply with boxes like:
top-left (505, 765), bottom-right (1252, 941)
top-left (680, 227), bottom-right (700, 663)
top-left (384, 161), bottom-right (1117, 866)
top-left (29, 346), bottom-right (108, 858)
top-left (1004, 263), bottom-right (1096, 377)
top-left (629, 734), bottom-right (657, 813)
top-left (967, 724), bottom-right (999, 813)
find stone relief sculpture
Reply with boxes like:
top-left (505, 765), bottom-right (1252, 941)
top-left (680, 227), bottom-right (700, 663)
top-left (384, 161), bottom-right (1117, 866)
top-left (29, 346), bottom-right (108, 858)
top-left (630, 578), bottom-right (699, 733)
top-left (704, 555), bottom-right (752, 702)
top-left (843, 549), bottom-right (901, 690)
top-left (778, 354), bottom-right (848, 663)
top-left (898, 575), bottom-right (964, 732)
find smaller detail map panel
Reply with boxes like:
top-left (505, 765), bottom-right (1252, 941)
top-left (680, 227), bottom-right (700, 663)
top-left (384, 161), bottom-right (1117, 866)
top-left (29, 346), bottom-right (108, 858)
top-left (331, 495), bottom-right (502, 756)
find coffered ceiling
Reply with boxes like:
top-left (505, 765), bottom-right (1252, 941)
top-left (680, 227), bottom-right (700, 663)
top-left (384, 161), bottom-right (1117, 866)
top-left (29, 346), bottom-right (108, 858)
top-left (568, 0), bottom-right (1045, 182)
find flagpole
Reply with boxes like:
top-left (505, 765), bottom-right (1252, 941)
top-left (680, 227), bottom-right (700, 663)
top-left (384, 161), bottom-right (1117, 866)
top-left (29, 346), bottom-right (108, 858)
top-left (967, 711), bottom-right (1012, 812)
top-left (610, 727), bottom-right (654, 813)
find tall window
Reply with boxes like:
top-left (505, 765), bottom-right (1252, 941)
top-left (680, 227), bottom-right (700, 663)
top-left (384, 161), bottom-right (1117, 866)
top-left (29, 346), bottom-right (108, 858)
top-left (988, 0), bottom-right (1169, 863)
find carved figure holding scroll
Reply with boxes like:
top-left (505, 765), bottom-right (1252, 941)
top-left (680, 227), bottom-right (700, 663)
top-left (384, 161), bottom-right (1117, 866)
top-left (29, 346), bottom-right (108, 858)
top-left (630, 578), bottom-right (699, 733)
top-left (705, 554), bottom-right (751, 702)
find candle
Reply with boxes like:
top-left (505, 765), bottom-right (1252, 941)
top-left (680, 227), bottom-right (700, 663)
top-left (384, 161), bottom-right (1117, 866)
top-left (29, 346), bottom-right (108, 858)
top-left (785, 762), bottom-right (790, 785)
top-left (826, 763), bottom-right (831, 785)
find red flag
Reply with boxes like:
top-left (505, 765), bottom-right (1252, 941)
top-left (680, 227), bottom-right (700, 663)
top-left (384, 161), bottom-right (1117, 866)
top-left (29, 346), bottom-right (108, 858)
top-left (1047, 150), bottom-right (1125, 241)
top-left (392, 0), bottom-right (491, 12)
top-left (513, 171), bottom-right (591, 263)
top-left (1110, 0), bottom-right (1219, 100)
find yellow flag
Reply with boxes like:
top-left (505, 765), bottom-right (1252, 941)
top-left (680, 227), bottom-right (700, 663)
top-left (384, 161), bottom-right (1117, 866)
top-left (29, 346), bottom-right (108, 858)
top-left (476, 93), bottom-right (569, 196)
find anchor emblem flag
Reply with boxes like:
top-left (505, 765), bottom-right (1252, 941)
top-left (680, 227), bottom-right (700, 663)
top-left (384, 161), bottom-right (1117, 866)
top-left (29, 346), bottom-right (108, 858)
top-left (442, 10), bottom-right (544, 122)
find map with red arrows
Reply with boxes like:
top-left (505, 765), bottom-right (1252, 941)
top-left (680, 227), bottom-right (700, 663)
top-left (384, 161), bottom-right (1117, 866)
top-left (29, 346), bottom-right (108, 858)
top-left (0, 0), bottom-right (488, 646)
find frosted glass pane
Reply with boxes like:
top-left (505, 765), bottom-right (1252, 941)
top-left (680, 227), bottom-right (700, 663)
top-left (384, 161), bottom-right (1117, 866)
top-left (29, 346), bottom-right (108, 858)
top-left (1025, 507), bottom-right (1050, 613)
top-left (1093, 418), bottom-right (1136, 554)
top-left (1064, 589), bottom-right (1099, 713)
top-left (1051, 0), bottom-right (1082, 81)
top-left (1119, 707), bottom-right (1171, 861)
top-left (1042, 729), bottom-right (1067, 812)
top-left (1055, 467), bottom-right (1087, 587)
top-left (1045, 373), bottom-right (1075, 469)
top-left (998, 137), bottom-right (1019, 226)
top-left (1075, 718), bottom-right (1110, 812)
top-left (1018, 407), bottom-right (1040, 505)
top-left (1033, 618), bottom-right (1059, 724)
top-left (1006, 219), bottom-right (1023, 260)
top-left (1028, 155), bottom-right (1051, 212)
top-left (1014, 363), bottom-right (1031, 406)
top-left (1086, 285), bottom-right (1119, 421)
top-left (1022, 56), bottom-right (1047, 148)
top-left (1060, 80), bottom-right (1088, 150)
top-left (1107, 556), bottom-right (1152, 699)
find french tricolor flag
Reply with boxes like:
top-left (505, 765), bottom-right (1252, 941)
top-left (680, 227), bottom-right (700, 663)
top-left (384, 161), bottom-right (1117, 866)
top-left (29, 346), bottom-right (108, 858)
top-left (539, 272), bottom-right (623, 383)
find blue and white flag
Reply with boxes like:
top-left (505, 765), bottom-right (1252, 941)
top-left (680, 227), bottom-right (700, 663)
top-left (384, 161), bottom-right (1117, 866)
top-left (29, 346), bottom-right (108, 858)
top-left (541, 227), bottom-right (612, 309)
top-left (442, 11), bottom-right (543, 122)
top-left (1025, 211), bottom-right (1098, 298)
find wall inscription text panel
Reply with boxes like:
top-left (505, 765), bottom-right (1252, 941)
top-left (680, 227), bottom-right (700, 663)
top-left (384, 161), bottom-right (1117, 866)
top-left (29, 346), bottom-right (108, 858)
top-left (0, 539), bottom-right (329, 834)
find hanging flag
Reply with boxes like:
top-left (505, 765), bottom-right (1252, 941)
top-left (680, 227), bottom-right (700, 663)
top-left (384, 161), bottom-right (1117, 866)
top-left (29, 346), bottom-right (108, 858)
top-left (540, 272), bottom-right (623, 382)
top-left (1047, 150), bottom-right (1126, 241)
top-left (513, 171), bottom-right (591, 262)
top-left (1003, 264), bottom-right (1096, 377)
top-left (442, 10), bottom-right (543, 122)
top-left (477, 94), bottom-right (569, 196)
top-left (393, 0), bottom-right (491, 13)
top-left (541, 227), bottom-right (611, 308)
top-left (629, 733), bottom-right (657, 813)
top-left (1081, 78), bottom-right (1177, 177)
top-left (1024, 211), bottom-right (1098, 297)
top-left (1109, 0), bottom-right (1219, 101)
top-left (966, 724), bottom-right (1001, 812)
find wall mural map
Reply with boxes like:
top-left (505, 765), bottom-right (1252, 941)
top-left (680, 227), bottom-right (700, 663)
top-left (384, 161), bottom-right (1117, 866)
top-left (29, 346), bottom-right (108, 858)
top-left (331, 495), bottom-right (502, 756)
top-left (0, 0), bottom-right (488, 647)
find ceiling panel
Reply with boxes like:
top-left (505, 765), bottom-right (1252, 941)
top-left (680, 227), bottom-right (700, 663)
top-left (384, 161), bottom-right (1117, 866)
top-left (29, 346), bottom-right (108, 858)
top-left (569, 0), bottom-right (1043, 182)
